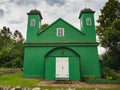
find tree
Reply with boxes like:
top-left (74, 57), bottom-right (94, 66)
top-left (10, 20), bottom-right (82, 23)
top-left (97, 0), bottom-right (120, 71)
top-left (97, 0), bottom-right (120, 44)
top-left (0, 26), bottom-right (24, 68)
top-left (102, 20), bottom-right (120, 51)
top-left (1, 26), bottom-right (12, 38)
top-left (12, 31), bottom-right (24, 68)
top-left (102, 50), bottom-right (120, 71)
top-left (40, 23), bottom-right (49, 30)
top-left (0, 26), bottom-right (13, 48)
top-left (13, 30), bottom-right (23, 42)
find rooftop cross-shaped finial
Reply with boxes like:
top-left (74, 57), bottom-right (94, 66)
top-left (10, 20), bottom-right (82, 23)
top-left (84, 0), bottom-right (87, 8)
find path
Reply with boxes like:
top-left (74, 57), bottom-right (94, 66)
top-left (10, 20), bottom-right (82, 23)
top-left (38, 81), bottom-right (120, 89)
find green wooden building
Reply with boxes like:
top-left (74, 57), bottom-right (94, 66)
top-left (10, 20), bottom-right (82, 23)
top-left (23, 8), bottom-right (101, 80)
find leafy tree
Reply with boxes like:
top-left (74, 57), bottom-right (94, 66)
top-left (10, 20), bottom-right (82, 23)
top-left (97, 0), bottom-right (120, 43)
top-left (102, 50), bottom-right (120, 70)
top-left (0, 26), bottom-right (24, 68)
top-left (0, 47), bottom-right (11, 67)
top-left (1, 26), bottom-right (12, 38)
top-left (13, 30), bottom-right (24, 42)
top-left (40, 23), bottom-right (49, 30)
top-left (97, 0), bottom-right (120, 71)
top-left (0, 26), bottom-right (13, 48)
top-left (102, 20), bottom-right (120, 51)
top-left (0, 33), bottom-right (4, 50)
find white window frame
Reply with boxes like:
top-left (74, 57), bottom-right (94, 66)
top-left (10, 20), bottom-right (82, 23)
top-left (86, 17), bottom-right (92, 25)
top-left (57, 28), bottom-right (64, 37)
top-left (30, 19), bottom-right (36, 26)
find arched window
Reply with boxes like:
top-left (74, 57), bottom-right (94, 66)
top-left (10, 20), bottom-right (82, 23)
top-left (30, 19), bottom-right (36, 26)
top-left (86, 18), bottom-right (92, 25)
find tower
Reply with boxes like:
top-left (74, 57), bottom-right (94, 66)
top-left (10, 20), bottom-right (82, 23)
top-left (79, 8), bottom-right (96, 41)
top-left (26, 9), bottom-right (42, 42)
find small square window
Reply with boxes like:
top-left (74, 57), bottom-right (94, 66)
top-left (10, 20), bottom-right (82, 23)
top-left (57, 28), bottom-right (64, 37)
top-left (86, 18), bottom-right (92, 25)
top-left (30, 19), bottom-right (36, 26)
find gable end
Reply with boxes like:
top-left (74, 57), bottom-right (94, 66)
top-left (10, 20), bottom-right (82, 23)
top-left (37, 18), bottom-right (84, 36)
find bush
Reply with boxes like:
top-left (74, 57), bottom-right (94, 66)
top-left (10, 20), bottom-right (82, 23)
top-left (102, 67), bottom-right (117, 80)
top-left (84, 79), bottom-right (120, 84)
top-left (82, 75), bottom-right (95, 80)
top-left (82, 75), bottom-right (101, 81)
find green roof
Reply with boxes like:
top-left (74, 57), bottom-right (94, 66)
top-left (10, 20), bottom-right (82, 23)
top-left (37, 18), bottom-right (84, 35)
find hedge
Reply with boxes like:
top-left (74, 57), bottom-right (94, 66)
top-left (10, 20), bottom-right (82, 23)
top-left (84, 79), bottom-right (120, 84)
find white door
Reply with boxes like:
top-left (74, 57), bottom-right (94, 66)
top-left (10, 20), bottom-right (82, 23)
top-left (56, 57), bottom-right (69, 79)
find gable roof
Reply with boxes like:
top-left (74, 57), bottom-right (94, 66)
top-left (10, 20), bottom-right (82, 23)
top-left (37, 18), bottom-right (84, 36)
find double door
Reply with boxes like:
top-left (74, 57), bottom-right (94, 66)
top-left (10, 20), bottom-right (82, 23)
top-left (56, 57), bottom-right (69, 80)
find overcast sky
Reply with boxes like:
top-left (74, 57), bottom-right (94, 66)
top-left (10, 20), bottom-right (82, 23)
top-left (0, 0), bottom-right (114, 54)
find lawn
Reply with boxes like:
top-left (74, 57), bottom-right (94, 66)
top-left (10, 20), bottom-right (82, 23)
top-left (0, 72), bottom-right (120, 90)
top-left (0, 72), bottom-right (39, 88)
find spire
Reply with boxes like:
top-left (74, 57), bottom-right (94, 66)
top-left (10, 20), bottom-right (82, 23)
top-left (84, 0), bottom-right (87, 9)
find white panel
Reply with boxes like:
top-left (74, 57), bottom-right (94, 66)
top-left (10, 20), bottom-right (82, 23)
top-left (56, 57), bottom-right (69, 79)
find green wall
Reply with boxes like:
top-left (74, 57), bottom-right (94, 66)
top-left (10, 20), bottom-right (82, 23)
top-left (45, 57), bottom-right (56, 80)
top-left (71, 46), bottom-right (100, 77)
top-left (23, 9), bottom-right (101, 80)
top-left (45, 48), bottom-right (80, 80)
top-left (80, 13), bottom-right (96, 41)
top-left (23, 45), bottom-right (100, 80)
top-left (23, 47), bottom-right (51, 78)
top-left (26, 14), bottom-right (41, 42)
top-left (37, 19), bottom-right (86, 42)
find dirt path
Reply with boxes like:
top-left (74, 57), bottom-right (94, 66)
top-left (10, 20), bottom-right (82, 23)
top-left (37, 81), bottom-right (120, 89)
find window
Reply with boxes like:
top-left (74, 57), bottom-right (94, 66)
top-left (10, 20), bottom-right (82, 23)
top-left (57, 28), bottom-right (64, 37)
top-left (80, 20), bottom-right (83, 28)
top-left (86, 18), bottom-right (92, 25)
top-left (30, 19), bottom-right (36, 26)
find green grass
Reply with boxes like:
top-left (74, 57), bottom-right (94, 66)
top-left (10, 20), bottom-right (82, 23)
top-left (0, 72), bottom-right (39, 87)
top-left (0, 68), bottom-right (11, 70)
top-left (84, 79), bottom-right (120, 84)
top-left (0, 72), bottom-right (119, 90)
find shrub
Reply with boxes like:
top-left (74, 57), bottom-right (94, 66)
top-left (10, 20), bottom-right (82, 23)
top-left (82, 75), bottom-right (101, 81)
top-left (102, 67), bottom-right (117, 80)
top-left (82, 75), bottom-right (95, 80)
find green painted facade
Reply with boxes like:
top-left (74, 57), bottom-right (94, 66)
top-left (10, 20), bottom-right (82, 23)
top-left (23, 8), bottom-right (101, 80)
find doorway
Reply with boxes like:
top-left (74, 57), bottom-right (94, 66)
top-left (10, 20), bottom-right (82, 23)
top-left (56, 57), bottom-right (69, 80)
top-left (45, 47), bottom-right (80, 80)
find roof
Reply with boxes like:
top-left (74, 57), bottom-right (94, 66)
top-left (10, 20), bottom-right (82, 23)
top-left (37, 18), bottom-right (84, 35)
top-left (79, 8), bottom-right (95, 18)
top-left (27, 9), bottom-right (43, 19)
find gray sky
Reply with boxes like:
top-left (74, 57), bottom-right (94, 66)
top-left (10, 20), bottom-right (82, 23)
top-left (0, 0), bottom-right (109, 54)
